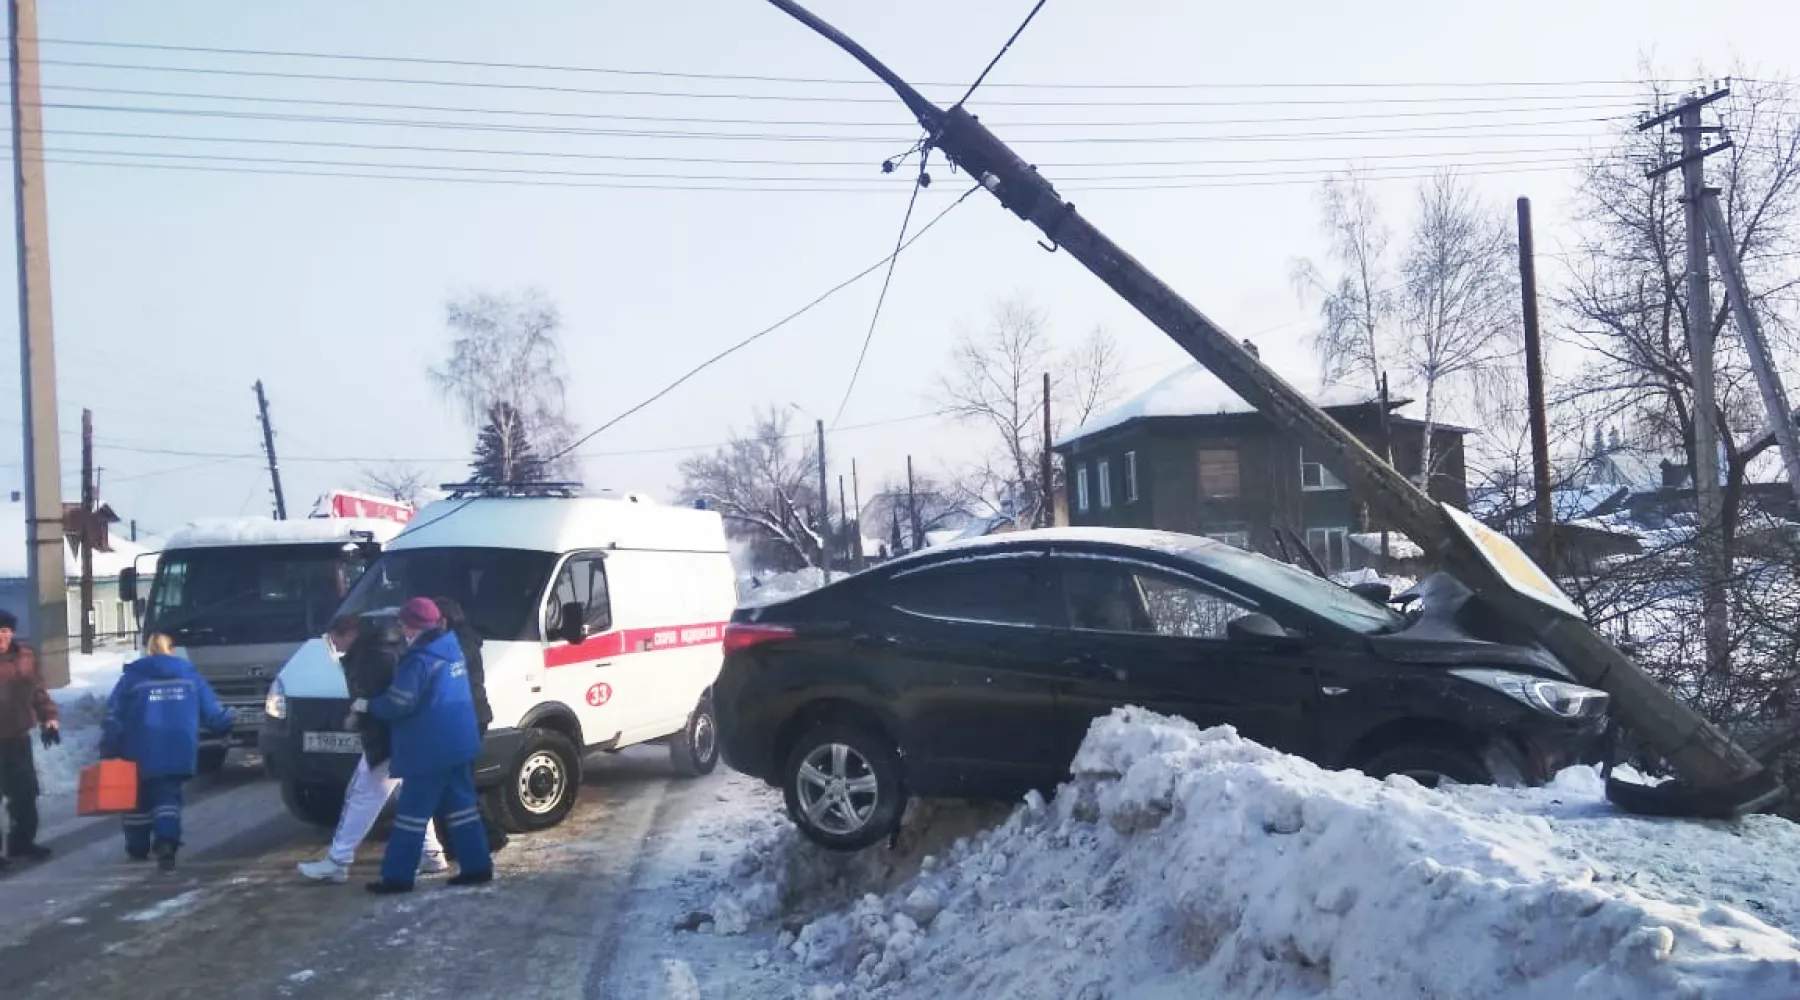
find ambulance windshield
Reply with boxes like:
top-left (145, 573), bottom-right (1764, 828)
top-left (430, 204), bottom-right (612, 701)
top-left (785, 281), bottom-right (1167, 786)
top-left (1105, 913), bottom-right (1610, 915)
top-left (337, 546), bottom-right (558, 641)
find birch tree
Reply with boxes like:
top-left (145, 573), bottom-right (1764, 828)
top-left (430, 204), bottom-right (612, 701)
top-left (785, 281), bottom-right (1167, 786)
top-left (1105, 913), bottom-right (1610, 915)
top-left (433, 290), bottom-right (579, 482)
top-left (677, 408), bottom-right (825, 569)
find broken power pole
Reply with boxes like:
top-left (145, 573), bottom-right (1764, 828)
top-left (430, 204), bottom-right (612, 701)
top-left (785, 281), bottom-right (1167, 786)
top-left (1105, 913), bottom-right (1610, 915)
top-left (254, 379), bottom-right (288, 520)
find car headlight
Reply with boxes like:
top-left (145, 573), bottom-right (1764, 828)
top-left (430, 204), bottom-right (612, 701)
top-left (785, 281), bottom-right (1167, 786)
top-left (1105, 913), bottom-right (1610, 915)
top-left (1449, 668), bottom-right (1609, 719)
top-left (264, 678), bottom-right (287, 720)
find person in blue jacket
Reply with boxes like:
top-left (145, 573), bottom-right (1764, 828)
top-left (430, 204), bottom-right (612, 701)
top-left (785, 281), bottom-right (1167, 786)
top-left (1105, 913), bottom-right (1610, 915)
top-left (100, 633), bottom-right (234, 870)
top-left (355, 597), bottom-right (494, 894)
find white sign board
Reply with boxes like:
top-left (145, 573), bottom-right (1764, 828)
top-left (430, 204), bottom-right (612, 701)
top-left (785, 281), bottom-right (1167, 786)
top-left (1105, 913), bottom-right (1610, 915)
top-left (1441, 503), bottom-right (1584, 620)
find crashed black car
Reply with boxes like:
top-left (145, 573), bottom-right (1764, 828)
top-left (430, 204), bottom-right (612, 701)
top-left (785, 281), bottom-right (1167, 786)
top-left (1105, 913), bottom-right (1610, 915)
top-left (716, 528), bottom-right (1609, 850)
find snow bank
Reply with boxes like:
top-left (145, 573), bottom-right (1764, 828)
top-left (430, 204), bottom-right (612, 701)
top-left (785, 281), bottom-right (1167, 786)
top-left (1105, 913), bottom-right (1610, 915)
top-left (38, 650), bottom-right (129, 797)
top-left (721, 710), bottom-right (1800, 999)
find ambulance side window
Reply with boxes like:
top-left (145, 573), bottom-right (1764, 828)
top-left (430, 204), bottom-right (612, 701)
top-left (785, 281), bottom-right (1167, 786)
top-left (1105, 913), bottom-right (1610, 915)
top-left (542, 554), bottom-right (612, 636)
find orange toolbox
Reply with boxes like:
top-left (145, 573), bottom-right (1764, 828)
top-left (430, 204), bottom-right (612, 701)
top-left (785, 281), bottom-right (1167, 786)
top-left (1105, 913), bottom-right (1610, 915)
top-left (77, 760), bottom-right (138, 815)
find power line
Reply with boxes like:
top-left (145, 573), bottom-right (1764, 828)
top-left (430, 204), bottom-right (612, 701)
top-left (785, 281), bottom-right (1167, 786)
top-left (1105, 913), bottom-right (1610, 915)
top-left (833, 152), bottom-right (931, 427)
top-left (36, 101), bottom-right (1630, 143)
top-left (27, 58), bottom-right (1660, 108)
top-left (22, 126), bottom-right (1609, 170)
top-left (544, 183), bottom-right (983, 464)
top-left (958, 0), bottom-right (1049, 106)
top-left (35, 84), bottom-right (1644, 128)
top-left (33, 38), bottom-right (1689, 92)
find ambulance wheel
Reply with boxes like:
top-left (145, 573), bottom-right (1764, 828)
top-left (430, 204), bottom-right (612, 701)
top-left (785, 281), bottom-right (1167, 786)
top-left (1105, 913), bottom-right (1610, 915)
top-left (196, 745), bottom-right (229, 776)
top-left (669, 697), bottom-right (719, 778)
top-left (281, 780), bottom-right (344, 828)
top-left (487, 728), bottom-right (582, 833)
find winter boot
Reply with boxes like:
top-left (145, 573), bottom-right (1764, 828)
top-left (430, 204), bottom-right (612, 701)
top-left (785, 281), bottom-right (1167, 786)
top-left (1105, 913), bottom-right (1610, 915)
top-left (447, 869), bottom-right (493, 888)
top-left (365, 879), bottom-right (414, 896)
top-left (7, 842), bottom-right (51, 862)
top-left (153, 841), bottom-right (177, 873)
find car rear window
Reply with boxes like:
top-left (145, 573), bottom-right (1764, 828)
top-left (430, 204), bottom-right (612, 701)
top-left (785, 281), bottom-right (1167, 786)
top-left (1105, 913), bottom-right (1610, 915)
top-left (883, 557), bottom-right (1046, 626)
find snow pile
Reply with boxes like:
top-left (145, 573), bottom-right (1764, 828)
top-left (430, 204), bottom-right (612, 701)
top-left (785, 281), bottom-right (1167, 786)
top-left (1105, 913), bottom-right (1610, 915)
top-left (736, 710), bottom-right (1800, 999)
top-left (38, 650), bottom-right (129, 797)
top-left (737, 568), bottom-right (831, 608)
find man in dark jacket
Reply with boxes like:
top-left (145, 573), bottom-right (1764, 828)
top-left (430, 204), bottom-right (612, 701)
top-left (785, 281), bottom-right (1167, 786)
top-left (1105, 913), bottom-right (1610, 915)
top-left (0, 608), bottom-right (59, 867)
top-left (297, 615), bottom-right (444, 883)
top-left (101, 640), bottom-right (234, 870)
top-left (360, 599), bottom-right (493, 894)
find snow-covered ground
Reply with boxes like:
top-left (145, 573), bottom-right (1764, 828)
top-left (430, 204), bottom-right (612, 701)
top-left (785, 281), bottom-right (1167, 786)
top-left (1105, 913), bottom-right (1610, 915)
top-left (738, 567), bottom-right (834, 607)
top-left (38, 648), bottom-right (129, 798)
top-left (620, 710), bottom-right (1800, 999)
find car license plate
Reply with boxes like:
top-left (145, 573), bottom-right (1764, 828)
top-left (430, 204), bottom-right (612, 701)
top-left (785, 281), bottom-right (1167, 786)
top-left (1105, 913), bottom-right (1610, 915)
top-left (302, 731), bottom-right (362, 754)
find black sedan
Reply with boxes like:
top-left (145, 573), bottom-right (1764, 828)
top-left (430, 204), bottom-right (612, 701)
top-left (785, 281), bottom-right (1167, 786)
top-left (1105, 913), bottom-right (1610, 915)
top-left (716, 528), bottom-right (1609, 850)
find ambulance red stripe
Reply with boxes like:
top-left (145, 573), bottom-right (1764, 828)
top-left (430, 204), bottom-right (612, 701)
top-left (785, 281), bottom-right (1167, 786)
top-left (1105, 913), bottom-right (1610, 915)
top-left (542, 621), bottom-right (728, 668)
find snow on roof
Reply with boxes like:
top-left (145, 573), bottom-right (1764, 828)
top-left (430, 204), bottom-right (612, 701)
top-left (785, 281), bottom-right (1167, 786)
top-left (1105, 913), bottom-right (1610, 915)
top-left (1056, 362), bottom-right (1377, 447)
top-left (392, 495), bottom-right (727, 554)
top-left (163, 516), bottom-right (407, 550)
top-left (0, 500), bottom-right (158, 579)
top-left (1348, 531), bottom-right (1425, 560)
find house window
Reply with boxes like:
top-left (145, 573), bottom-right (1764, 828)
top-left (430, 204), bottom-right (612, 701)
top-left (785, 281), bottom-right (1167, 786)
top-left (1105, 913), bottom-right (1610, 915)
top-left (1076, 464), bottom-right (1090, 512)
top-left (1197, 448), bottom-right (1240, 499)
top-left (1125, 452), bottom-right (1139, 504)
top-left (1205, 531), bottom-right (1250, 550)
top-left (1300, 448), bottom-right (1345, 491)
top-left (1306, 526), bottom-right (1349, 573)
top-left (1098, 459), bottom-right (1113, 509)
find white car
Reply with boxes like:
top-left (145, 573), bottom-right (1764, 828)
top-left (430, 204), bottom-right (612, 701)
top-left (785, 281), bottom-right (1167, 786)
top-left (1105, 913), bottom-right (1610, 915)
top-left (261, 490), bottom-right (738, 831)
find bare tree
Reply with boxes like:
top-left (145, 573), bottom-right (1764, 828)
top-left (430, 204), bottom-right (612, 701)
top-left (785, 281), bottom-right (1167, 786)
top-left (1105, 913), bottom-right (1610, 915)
top-left (937, 297), bottom-right (1124, 525)
top-left (1398, 172), bottom-right (1522, 488)
top-left (433, 290), bottom-right (579, 482)
top-left (677, 408), bottom-right (824, 570)
top-left (359, 463), bottom-right (431, 507)
top-left (1292, 173), bottom-right (1397, 398)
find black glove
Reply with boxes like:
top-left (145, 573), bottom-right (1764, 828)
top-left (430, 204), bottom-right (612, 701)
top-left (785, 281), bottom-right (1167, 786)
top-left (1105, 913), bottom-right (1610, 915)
top-left (40, 725), bottom-right (60, 749)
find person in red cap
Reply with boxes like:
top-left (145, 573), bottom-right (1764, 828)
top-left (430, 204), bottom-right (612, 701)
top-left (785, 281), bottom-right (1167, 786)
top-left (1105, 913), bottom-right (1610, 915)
top-left (356, 597), bottom-right (493, 893)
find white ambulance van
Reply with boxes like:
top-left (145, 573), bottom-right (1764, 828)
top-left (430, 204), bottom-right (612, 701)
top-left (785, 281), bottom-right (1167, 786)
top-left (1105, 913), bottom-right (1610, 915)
top-left (261, 490), bottom-right (737, 832)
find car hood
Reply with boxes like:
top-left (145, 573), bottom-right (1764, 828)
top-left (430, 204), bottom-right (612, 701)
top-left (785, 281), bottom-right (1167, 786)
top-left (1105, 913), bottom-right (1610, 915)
top-left (1364, 573), bottom-right (1576, 682)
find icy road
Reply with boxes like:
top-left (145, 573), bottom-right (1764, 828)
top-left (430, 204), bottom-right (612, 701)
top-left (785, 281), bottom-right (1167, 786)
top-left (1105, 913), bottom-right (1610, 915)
top-left (0, 747), bottom-right (731, 1000)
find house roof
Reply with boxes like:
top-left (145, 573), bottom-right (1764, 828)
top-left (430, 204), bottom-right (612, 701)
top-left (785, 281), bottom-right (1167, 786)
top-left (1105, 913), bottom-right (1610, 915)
top-left (1056, 363), bottom-right (1386, 448)
top-left (0, 499), bottom-right (157, 580)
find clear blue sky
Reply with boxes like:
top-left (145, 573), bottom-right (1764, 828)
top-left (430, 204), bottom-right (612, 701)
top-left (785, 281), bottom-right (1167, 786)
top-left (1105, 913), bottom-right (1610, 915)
top-left (2, 0), bottom-right (1795, 533)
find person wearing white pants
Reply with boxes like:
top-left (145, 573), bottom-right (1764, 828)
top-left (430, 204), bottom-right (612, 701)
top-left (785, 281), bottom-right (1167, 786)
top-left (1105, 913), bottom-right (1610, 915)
top-left (297, 615), bottom-right (445, 884)
top-left (298, 754), bottom-right (445, 882)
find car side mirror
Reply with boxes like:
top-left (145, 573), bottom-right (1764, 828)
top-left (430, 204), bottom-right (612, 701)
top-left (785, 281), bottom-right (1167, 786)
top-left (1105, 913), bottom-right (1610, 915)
top-left (119, 566), bottom-right (138, 603)
top-left (556, 601), bottom-right (587, 645)
top-left (1349, 581), bottom-right (1392, 605)
top-left (1227, 612), bottom-right (1304, 650)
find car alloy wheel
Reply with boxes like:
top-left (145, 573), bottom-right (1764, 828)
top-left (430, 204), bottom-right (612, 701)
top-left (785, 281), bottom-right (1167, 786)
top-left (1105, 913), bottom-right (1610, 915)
top-left (794, 742), bottom-right (882, 836)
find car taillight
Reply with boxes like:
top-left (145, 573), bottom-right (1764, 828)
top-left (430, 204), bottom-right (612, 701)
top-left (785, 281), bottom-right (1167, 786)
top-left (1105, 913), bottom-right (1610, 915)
top-left (723, 622), bottom-right (797, 654)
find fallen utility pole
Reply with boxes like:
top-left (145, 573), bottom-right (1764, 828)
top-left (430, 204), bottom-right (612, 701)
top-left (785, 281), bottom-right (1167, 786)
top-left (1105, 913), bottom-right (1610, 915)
top-left (765, 0), bottom-right (1775, 814)
top-left (254, 380), bottom-right (288, 520)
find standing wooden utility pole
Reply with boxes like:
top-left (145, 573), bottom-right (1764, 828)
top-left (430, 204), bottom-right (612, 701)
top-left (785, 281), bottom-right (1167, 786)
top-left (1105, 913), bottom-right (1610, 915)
top-left (1040, 372), bottom-right (1054, 527)
top-left (254, 380), bottom-right (288, 520)
top-left (851, 458), bottom-right (863, 569)
top-left (1643, 90), bottom-right (1732, 677)
top-left (1517, 197), bottom-right (1555, 571)
top-left (10, 0), bottom-right (68, 686)
top-left (838, 474), bottom-right (850, 569)
top-left (815, 419), bottom-right (830, 580)
top-left (906, 455), bottom-right (921, 552)
top-left (78, 409), bottom-right (94, 655)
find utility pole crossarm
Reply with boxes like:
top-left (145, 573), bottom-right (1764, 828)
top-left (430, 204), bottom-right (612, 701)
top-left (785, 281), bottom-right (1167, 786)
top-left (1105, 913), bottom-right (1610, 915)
top-left (762, 0), bottom-right (1772, 810)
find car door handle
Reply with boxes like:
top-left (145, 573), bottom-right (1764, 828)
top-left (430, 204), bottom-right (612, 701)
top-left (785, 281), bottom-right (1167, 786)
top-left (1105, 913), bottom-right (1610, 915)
top-left (1322, 685), bottom-right (1349, 696)
top-left (1061, 656), bottom-right (1128, 683)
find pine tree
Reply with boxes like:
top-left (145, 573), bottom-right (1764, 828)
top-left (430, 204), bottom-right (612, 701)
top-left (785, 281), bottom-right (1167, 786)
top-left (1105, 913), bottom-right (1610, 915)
top-left (470, 402), bottom-right (546, 485)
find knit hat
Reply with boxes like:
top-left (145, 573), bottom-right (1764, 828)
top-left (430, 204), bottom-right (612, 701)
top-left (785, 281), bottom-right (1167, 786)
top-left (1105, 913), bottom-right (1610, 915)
top-left (397, 597), bottom-right (442, 630)
top-left (0, 609), bottom-right (16, 631)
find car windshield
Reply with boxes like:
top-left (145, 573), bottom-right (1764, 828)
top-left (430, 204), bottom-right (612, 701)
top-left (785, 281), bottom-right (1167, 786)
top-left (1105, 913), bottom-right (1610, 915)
top-left (337, 546), bottom-right (559, 641)
top-left (144, 543), bottom-right (367, 647)
top-left (1181, 540), bottom-right (1405, 635)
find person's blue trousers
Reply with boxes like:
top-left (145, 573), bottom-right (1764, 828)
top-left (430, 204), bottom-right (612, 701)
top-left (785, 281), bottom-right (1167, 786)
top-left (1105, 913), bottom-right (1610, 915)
top-left (379, 764), bottom-right (492, 886)
top-left (122, 776), bottom-right (185, 858)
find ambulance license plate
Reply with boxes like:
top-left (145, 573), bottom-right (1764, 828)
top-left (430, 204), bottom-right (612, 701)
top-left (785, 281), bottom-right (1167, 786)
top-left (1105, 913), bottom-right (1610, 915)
top-left (303, 731), bottom-right (362, 754)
